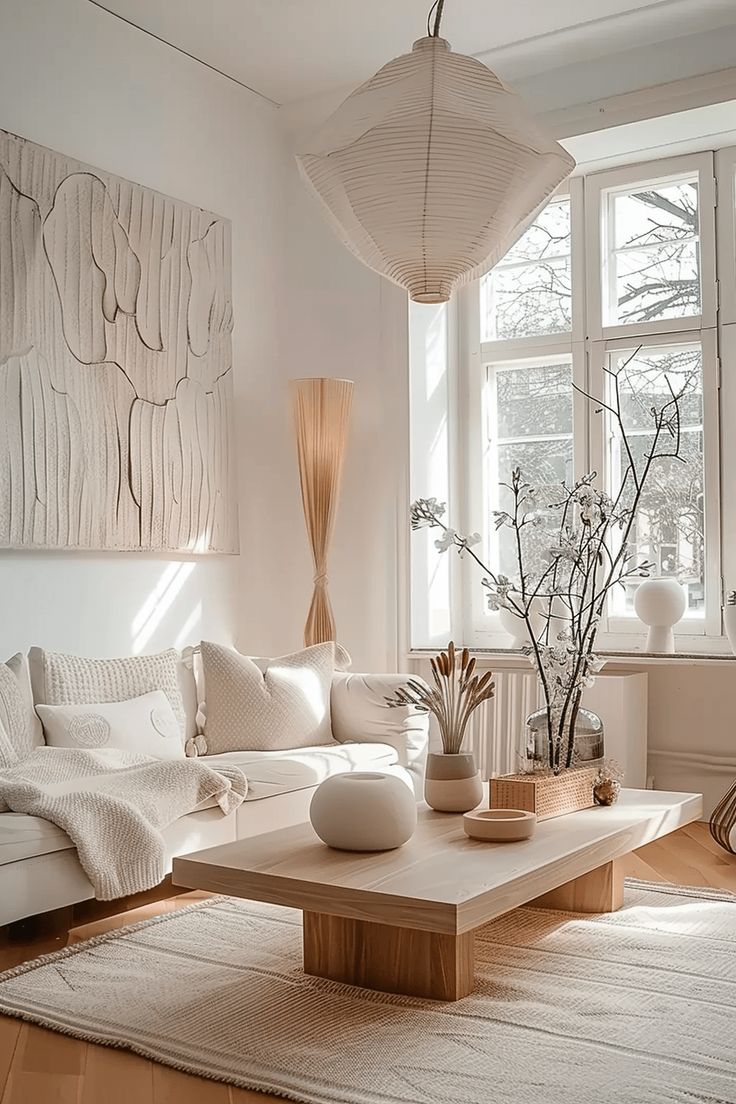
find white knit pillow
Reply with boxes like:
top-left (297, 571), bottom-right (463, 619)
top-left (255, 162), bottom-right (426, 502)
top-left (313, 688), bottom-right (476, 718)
top-left (28, 647), bottom-right (186, 736)
top-left (199, 641), bottom-right (351, 755)
top-left (37, 691), bottom-right (184, 760)
top-left (4, 654), bottom-right (44, 752)
top-left (0, 715), bottom-right (19, 769)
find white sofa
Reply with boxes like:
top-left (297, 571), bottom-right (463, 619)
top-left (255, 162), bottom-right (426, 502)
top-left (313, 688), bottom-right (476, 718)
top-left (0, 671), bottom-right (428, 926)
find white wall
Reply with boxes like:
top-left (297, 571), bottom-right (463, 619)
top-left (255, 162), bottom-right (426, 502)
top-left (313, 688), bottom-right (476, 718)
top-left (277, 170), bottom-right (408, 672)
top-left (0, 0), bottom-right (289, 659)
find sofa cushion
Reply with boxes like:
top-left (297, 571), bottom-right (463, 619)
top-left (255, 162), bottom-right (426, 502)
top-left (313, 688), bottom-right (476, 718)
top-left (0, 812), bottom-right (74, 865)
top-left (199, 641), bottom-right (350, 755)
top-left (37, 691), bottom-right (185, 759)
top-left (203, 740), bottom-right (401, 801)
top-left (28, 647), bottom-right (186, 736)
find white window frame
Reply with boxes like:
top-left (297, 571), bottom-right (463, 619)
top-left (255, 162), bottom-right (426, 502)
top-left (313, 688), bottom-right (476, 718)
top-left (588, 328), bottom-right (721, 641)
top-left (457, 179), bottom-right (588, 647)
top-left (715, 147), bottom-right (736, 326)
top-left (410, 149), bottom-right (732, 652)
top-left (584, 152), bottom-right (717, 342)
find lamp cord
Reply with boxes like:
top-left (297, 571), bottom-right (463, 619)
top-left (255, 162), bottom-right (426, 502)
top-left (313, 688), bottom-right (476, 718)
top-left (426, 0), bottom-right (446, 37)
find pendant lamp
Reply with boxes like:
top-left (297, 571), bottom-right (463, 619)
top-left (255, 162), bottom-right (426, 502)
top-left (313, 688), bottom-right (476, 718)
top-left (296, 0), bottom-right (575, 304)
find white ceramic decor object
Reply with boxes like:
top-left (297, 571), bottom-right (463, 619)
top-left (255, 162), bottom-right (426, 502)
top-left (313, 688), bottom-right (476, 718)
top-left (498, 595), bottom-right (545, 648)
top-left (309, 772), bottom-right (417, 851)
top-left (633, 577), bottom-right (687, 653)
top-left (424, 752), bottom-right (484, 813)
top-left (723, 599), bottom-right (736, 655)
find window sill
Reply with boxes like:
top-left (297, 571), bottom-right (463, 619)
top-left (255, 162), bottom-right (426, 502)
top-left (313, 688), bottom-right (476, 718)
top-left (407, 647), bottom-right (736, 668)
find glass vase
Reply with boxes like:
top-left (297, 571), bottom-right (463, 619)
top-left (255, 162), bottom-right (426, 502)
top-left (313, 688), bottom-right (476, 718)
top-left (522, 707), bottom-right (604, 772)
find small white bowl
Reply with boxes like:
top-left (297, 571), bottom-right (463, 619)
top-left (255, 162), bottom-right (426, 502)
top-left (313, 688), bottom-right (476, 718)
top-left (463, 808), bottom-right (537, 842)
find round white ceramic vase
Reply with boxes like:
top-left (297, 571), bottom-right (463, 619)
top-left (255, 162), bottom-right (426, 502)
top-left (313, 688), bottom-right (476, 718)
top-left (724, 601), bottom-right (736, 655)
top-left (309, 772), bottom-right (417, 851)
top-left (633, 577), bottom-right (686, 653)
top-left (498, 596), bottom-right (546, 649)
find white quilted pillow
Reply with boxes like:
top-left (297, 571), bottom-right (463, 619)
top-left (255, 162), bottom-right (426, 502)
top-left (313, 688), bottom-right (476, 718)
top-left (199, 641), bottom-right (350, 755)
top-left (37, 691), bottom-right (184, 760)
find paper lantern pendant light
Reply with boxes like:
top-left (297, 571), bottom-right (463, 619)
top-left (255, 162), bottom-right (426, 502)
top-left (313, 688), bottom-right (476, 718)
top-left (296, 5), bottom-right (575, 304)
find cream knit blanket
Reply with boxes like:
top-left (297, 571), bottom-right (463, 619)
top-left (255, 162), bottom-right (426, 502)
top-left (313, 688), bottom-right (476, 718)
top-left (0, 747), bottom-right (247, 899)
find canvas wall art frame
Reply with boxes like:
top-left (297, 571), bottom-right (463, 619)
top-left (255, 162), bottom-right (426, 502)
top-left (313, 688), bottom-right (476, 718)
top-left (0, 128), bottom-right (238, 553)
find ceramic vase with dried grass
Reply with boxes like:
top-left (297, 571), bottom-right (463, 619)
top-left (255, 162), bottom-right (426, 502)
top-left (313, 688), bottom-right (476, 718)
top-left (387, 643), bottom-right (494, 812)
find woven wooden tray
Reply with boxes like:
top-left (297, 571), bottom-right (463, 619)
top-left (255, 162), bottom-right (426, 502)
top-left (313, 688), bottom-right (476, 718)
top-left (489, 766), bottom-right (597, 822)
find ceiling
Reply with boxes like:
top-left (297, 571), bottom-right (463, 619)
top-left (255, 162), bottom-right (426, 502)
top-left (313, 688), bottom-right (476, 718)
top-left (90, 0), bottom-right (736, 107)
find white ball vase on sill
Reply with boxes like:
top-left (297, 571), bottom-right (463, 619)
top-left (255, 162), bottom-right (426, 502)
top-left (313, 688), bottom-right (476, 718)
top-left (633, 577), bottom-right (687, 653)
top-left (309, 772), bottom-right (417, 851)
top-left (724, 592), bottom-right (736, 655)
top-left (498, 596), bottom-right (546, 649)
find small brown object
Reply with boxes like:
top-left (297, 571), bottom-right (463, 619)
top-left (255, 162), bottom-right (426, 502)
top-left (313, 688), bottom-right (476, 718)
top-left (594, 779), bottom-right (621, 806)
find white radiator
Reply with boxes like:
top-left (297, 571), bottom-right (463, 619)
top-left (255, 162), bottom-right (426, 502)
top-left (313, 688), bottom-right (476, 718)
top-left (407, 660), bottom-right (539, 777)
top-left (406, 659), bottom-right (648, 785)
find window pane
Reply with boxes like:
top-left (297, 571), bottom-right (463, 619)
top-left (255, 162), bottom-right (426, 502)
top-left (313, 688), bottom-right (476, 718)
top-left (607, 180), bottom-right (701, 325)
top-left (481, 200), bottom-right (571, 341)
top-left (496, 362), bottom-right (573, 438)
top-left (606, 345), bottom-right (705, 617)
top-left (489, 360), bottom-right (573, 585)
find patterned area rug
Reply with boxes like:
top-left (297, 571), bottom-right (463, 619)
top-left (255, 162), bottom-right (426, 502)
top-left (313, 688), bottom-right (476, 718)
top-left (0, 880), bottom-right (734, 1104)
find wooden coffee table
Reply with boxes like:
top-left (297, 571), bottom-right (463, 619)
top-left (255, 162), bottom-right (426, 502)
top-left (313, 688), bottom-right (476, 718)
top-left (173, 788), bottom-right (702, 1001)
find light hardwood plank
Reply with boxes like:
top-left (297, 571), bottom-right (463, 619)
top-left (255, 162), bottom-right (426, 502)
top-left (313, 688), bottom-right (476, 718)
top-left (2, 1024), bottom-right (86, 1104)
top-left (680, 821), bottom-right (726, 859)
top-left (617, 850), bottom-right (659, 882)
top-left (82, 1045), bottom-right (153, 1104)
top-left (0, 1021), bottom-right (21, 1101)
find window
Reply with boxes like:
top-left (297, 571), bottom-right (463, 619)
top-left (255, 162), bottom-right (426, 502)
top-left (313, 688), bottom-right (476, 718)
top-left (410, 149), bottom-right (731, 650)
top-left (603, 178), bottom-right (701, 326)
top-left (604, 343), bottom-right (705, 617)
top-left (488, 357), bottom-right (574, 586)
top-left (481, 198), bottom-right (572, 342)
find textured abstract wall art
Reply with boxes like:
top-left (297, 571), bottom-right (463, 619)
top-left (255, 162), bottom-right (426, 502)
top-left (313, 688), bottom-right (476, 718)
top-left (0, 129), bottom-right (238, 552)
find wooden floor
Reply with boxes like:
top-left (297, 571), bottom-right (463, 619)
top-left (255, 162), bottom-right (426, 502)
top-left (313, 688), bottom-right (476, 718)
top-left (0, 822), bottom-right (733, 1103)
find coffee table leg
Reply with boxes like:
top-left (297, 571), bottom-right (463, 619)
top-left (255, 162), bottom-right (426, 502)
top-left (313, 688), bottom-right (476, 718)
top-left (530, 858), bottom-right (624, 913)
top-left (303, 911), bottom-right (475, 1001)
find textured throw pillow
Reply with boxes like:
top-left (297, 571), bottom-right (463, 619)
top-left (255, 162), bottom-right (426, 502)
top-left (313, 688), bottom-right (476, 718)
top-left (199, 641), bottom-right (351, 755)
top-left (28, 647), bottom-right (186, 736)
top-left (0, 654), bottom-right (43, 761)
top-left (0, 715), bottom-right (19, 769)
top-left (36, 691), bottom-right (184, 760)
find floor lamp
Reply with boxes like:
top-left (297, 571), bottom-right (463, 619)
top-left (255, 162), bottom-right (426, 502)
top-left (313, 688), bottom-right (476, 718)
top-left (290, 377), bottom-right (354, 647)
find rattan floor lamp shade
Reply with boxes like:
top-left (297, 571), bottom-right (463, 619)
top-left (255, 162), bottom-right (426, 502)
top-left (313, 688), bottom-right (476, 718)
top-left (296, 21), bottom-right (575, 304)
top-left (290, 378), bottom-right (354, 647)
